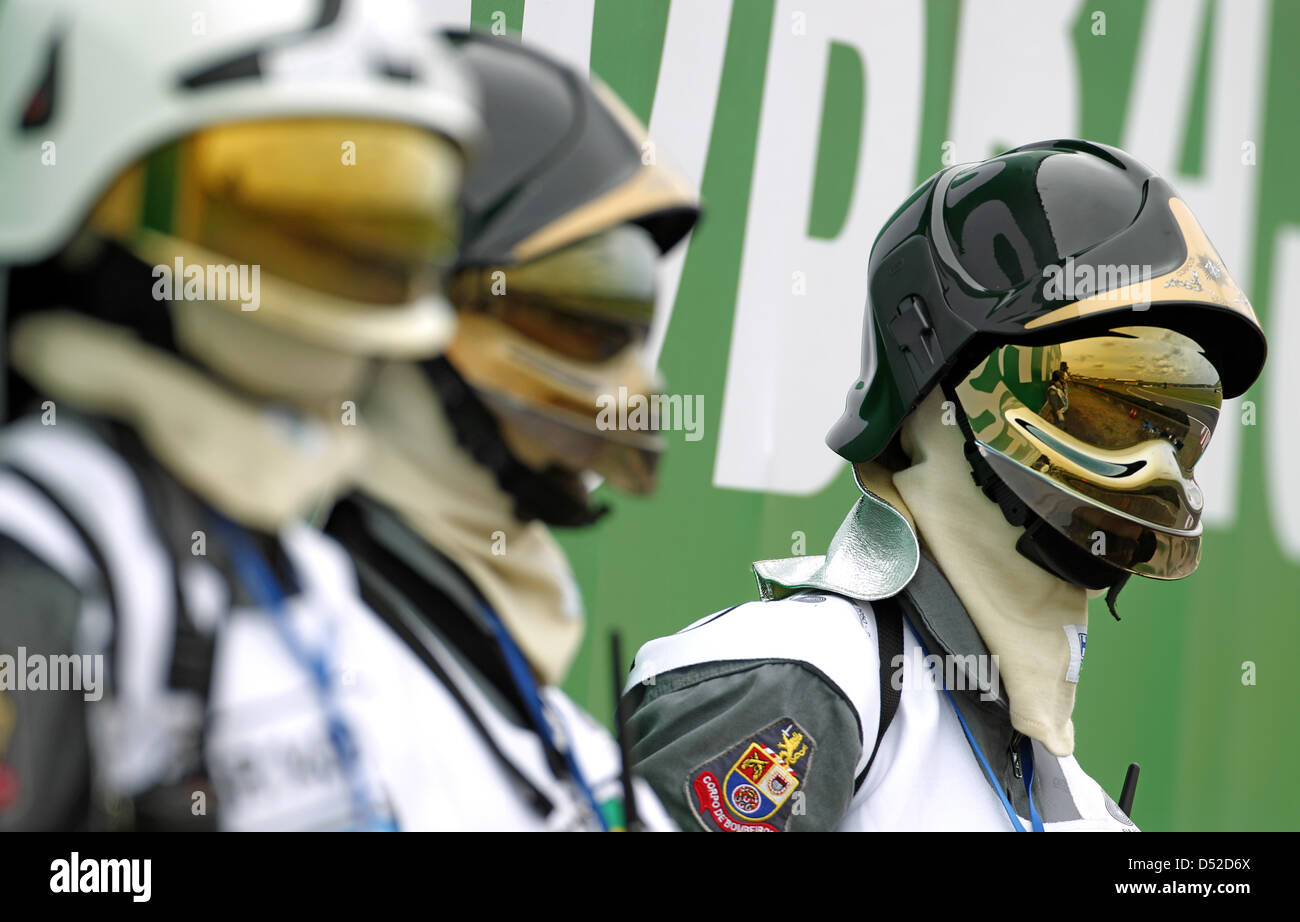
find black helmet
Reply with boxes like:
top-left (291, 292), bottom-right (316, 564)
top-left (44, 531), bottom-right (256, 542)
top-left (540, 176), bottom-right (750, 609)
top-left (428, 31), bottom-right (701, 527)
top-left (827, 139), bottom-right (1266, 608)
top-left (446, 32), bottom-right (698, 266)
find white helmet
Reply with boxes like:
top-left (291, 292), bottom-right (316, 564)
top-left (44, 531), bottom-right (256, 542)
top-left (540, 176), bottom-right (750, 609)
top-left (0, 0), bottom-right (481, 355)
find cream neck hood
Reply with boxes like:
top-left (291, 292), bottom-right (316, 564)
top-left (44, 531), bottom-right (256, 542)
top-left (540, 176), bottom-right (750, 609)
top-left (8, 309), bottom-right (369, 532)
top-left (884, 389), bottom-right (1089, 756)
top-left (10, 311), bottom-right (586, 685)
top-left (356, 362), bottom-right (586, 686)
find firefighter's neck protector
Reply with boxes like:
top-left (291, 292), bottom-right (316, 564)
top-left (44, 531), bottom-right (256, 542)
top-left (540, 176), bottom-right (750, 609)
top-left (893, 390), bottom-right (1088, 756)
top-left (9, 311), bottom-right (367, 531)
top-left (356, 362), bottom-right (587, 685)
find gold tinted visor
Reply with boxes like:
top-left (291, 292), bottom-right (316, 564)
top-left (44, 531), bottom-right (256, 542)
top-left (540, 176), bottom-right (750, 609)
top-left (447, 225), bottom-right (668, 493)
top-left (480, 387), bottom-right (664, 495)
top-left (956, 327), bottom-right (1223, 578)
top-left (448, 309), bottom-right (666, 494)
top-left (92, 118), bottom-right (464, 307)
top-left (1034, 327), bottom-right (1220, 466)
top-left (449, 224), bottom-right (658, 362)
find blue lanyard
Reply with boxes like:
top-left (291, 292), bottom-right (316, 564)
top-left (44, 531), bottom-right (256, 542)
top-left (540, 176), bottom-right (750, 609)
top-left (1017, 733), bottom-right (1046, 832)
top-left (475, 602), bottom-right (609, 831)
top-left (213, 515), bottom-right (396, 831)
top-left (902, 615), bottom-right (1044, 832)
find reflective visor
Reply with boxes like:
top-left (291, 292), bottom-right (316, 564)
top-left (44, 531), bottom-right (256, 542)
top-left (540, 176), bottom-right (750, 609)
top-left (960, 326), bottom-right (1221, 472)
top-left (449, 224), bottom-right (659, 362)
top-left (955, 327), bottom-right (1222, 574)
top-left (91, 119), bottom-right (464, 306)
top-left (1046, 326), bottom-right (1222, 469)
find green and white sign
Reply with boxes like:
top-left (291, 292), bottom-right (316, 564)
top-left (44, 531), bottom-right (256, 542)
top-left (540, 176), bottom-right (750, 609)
top-left (433, 0), bottom-right (1300, 831)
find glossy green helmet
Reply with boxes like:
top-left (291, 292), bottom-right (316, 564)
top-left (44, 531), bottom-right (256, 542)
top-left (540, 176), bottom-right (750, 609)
top-left (827, 139), bottom-right (1267, 603)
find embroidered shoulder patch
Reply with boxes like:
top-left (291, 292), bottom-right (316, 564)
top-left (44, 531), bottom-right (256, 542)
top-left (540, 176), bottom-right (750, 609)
top-left (686, 717), bottom-right (815, 832)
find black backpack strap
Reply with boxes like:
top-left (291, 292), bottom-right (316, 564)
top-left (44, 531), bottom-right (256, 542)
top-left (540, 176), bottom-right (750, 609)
top-left (113, 436), bottom-right (216, 702)
top-left (855, 594), bottom-right (904, 791)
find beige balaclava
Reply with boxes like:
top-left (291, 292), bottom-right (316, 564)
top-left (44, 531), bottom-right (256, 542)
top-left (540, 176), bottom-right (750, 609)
top-left (356, 361), bottom-right (585, 686)
top-left (11, 307), bottom-right (585, 684)
top-left (8, 303), bottom-right (371, 532)
top-left (882, 389), bottom-right (1089, 756)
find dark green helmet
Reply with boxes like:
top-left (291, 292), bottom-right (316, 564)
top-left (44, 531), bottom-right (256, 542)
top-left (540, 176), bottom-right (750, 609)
top-left (827, 139), bottom-right (1266, 464)
top-left (827, 139), bottom-right (1267, 608)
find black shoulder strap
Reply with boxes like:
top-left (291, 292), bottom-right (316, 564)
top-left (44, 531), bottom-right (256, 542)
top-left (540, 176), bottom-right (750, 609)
top-left (0, 460), bottom-right (121, 676)
top-left (325, 494), bottom-right (559, 817)
top-left (855, 594), bottom-right (903, 791)
top-left (108, 428), bottom-right (216, 702)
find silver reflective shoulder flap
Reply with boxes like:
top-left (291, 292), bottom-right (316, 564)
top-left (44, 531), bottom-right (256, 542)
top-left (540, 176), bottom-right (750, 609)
top-left (752, 484), bottom-right (920, 603)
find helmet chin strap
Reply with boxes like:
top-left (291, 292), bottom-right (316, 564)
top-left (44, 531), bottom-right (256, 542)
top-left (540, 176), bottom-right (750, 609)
top-left (422, 357), bottom-right (609, 529)
top-left (939, 379), bottom-right (1130, 620)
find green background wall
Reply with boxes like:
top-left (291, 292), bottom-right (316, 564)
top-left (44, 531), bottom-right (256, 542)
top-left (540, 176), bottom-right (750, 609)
top-left (448, 0), bottom-right (1299, 831)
